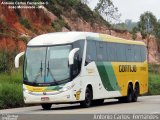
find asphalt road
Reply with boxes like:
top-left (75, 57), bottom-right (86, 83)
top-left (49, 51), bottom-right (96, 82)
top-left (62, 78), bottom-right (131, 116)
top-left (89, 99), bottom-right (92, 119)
top-left (0, 95), bottom-right (160, 114)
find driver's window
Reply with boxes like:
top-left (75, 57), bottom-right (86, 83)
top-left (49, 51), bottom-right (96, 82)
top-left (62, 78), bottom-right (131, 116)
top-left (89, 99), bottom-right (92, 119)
top-left (72, 40), bottom-right (84, 78)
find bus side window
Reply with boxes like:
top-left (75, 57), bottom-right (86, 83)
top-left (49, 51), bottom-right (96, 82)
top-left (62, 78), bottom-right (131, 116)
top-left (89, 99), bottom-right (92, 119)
top-left (96, 41), bottom-right (106, 61)
top-left (86, 40), bottom-right (97, 65)
top-left (126, 45), bottom-right (135, 62)
top-left (107, 43), bottom-right (117, 61)
top-left (134, 45), bottom-right (141, 62)
top-left (140, 46), bottom-right (147, 62)
top-left (116, 44), bottom-right (126, 62)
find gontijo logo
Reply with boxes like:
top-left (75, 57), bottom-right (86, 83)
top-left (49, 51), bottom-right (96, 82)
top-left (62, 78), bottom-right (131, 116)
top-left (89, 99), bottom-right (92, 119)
top-left (119, 65), bottom-right (137, 72)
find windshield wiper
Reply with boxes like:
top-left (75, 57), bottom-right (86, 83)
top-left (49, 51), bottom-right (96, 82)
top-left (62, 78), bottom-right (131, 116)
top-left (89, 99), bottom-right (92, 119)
top-left (47, 61), bottom-right (58, 85)
top-left (40, 60), bottom-right (43, 77)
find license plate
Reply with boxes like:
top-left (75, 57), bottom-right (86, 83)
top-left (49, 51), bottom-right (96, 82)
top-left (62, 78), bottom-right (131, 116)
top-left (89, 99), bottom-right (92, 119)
top-left (41, 97), bottom-right (49, 101)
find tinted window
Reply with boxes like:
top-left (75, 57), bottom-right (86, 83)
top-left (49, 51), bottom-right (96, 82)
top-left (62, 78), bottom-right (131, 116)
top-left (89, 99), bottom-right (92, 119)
top-left (86, 40), bottom-right (97, 62)
top-left (116, 44), bottom-right (126, 62)
top-left (140, 46), bottom-right (147, 62)
top-left (134, 45), bottom-right (141, 62)
top-left (107, 43), bottom-right (117, 61)
top-left (73, 40), bottom-right (85, 77)
top-left (86, 40), bottom-right (146, 63)
top-left (96, 42), bottom-right (106, 61)
top-left (73, 40), bottom-right (84, 59)
top-left (126, 45), bottom-right (135, 62)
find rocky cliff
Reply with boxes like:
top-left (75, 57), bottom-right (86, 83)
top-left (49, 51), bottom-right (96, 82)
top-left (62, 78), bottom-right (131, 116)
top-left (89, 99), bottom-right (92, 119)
top-left (0, 0), bottom-right (159, 63)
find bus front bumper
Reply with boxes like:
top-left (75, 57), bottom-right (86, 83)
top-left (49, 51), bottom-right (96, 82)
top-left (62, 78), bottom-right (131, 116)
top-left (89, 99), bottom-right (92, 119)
top-left (23, 89), bottom-right (77, 104)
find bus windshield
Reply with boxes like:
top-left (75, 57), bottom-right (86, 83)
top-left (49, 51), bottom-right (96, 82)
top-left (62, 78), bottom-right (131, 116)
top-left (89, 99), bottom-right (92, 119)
top-left (24, 45), bottom-right (72, 85)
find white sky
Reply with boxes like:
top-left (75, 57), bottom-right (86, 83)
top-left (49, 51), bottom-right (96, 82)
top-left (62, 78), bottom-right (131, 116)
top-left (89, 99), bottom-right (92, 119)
top-left (89, 0), bottom-right (160, 22)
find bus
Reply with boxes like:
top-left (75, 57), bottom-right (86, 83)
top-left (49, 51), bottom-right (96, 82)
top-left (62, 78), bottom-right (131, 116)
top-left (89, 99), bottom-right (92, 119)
top-left (15, 32), bottom-right (148, 110)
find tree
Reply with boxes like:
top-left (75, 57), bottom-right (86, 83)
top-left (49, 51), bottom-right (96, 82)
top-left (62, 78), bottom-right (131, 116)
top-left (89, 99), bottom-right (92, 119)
top-left (94, 0), bottom-right (121, 23)
top-left (154, 22), bottom-right (160, 52)
top-left (137, 12), bottom-right (157, 62)
top-left (132, 27), bottom-right (137, 40)
top-left (155, 22), bottom-right (160, 43)
top-left (138, 12), bottom-right (157, 39)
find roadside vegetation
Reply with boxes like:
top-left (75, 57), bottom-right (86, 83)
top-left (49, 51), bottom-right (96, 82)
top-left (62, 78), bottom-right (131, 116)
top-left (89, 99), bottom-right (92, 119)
top-left (0, 69), bottom-right (24, 109)
top-left (148, 64), bottom-right (160, 95)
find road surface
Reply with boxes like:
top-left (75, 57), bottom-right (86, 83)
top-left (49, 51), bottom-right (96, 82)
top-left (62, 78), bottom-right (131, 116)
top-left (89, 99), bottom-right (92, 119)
top-left (0, 95), bottom-right (160, 114)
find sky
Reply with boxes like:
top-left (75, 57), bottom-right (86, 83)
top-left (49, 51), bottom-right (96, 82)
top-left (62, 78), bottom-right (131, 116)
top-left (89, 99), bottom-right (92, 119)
top-left (89, 0), bottom-right (160, 23)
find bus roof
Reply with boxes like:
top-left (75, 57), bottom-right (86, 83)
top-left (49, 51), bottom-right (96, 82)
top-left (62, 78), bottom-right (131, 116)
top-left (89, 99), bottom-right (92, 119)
top-left (27, 32), bottom-right (145, 46)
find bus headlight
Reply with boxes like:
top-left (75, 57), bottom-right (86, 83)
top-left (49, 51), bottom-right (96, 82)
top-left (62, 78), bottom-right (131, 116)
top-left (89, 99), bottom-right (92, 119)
top-left (23, 85), bottom-right (29, 93)
top-left (23, 87), bottom-right (29, 93)
top-left (60, 83), bottom-right (75, 92)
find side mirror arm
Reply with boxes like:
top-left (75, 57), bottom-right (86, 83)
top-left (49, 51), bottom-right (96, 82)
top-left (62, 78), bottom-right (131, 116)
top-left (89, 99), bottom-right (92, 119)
top-left (68, 48), bottom-right (79, 65)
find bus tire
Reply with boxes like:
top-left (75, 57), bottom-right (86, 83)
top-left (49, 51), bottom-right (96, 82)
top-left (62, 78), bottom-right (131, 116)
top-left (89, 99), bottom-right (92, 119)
top-left (132, 83), bottom-right (139, 102)
top-left (41, 103), bottom-right (52, 110)
top-left (126, 84), bottom-right (134, 103)
top-left (119, 84), bottom-right (133, 103)
top-left (80, 87), bottom-right (92, 108)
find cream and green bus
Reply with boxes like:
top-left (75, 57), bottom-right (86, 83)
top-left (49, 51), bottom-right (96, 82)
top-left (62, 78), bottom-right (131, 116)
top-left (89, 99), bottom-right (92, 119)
top-left (15, 32), bottom-right (148, 110)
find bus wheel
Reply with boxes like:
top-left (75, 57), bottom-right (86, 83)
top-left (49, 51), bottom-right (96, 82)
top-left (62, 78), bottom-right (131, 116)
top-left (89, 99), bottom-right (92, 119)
top-left (41, 103), bottom-right (52, 110)
top-left (80, 87), bottom-right (92, 108)
top-left (132, 84), bottom-right (139, 102)
top-left (92, 99), bottom-right (104, 106)
top-left (119, 84), bottom-right (133, 103)
top-left (126, 84), bottom-right (133, 103)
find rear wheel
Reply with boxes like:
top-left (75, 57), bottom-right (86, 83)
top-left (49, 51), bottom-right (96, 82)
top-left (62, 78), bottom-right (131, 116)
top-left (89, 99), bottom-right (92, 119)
top-left (41, 103), bottom-right (52, 110)
top-left (132, 84), bottom-right (139, 102)
top-left (118, 84), bottom-right (133, 103)
top-left (80, 87), bottom-right (92, 108)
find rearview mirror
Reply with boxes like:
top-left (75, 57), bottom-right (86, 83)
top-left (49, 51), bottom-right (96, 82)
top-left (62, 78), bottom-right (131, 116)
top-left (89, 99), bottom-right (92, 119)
top-left (15, 52), bottom-right (25, 68)
top-left (68, 48), bottom-right (79, 65)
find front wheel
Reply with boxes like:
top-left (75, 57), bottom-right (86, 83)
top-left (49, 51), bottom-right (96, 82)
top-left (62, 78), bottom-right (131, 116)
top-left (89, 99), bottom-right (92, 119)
top-left (41, 103), bottom-right (52, 110)
top-left (80, 87), bottom-right (92, 108)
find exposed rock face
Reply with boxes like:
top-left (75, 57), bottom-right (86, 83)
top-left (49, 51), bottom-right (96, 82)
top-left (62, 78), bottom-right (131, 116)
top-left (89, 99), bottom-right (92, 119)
top-left (0, 1), bottom-right (159, 63)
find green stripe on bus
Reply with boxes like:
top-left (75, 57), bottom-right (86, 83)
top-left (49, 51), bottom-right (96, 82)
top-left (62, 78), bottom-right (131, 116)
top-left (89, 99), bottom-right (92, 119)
top-left (103, 62), bottom-right (120, 91)
top-left (96, 62), bottom-right (120, 91)
top-left (96, 62), bottom-right (114, 91)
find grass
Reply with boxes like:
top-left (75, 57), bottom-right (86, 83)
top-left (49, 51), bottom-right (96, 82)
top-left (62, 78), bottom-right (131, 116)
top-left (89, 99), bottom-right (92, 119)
top-left (148, 72), bottom-right (160, 95)
top-left (0, 69), bottom-right (24, 109)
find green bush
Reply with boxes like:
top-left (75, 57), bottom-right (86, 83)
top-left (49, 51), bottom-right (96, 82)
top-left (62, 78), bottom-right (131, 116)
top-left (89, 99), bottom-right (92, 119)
top-left (148, 64), bottom-right (160, 74)
top-left (0, 19), bottom-right (8, 34)
top-left (147, 64), bottom-right (160, 95)
top-left (0, 51), bottom-right (18, 73)
top-left (0, 52), bottom-right (7, 72)
top-left (20, 18), bottom-right (32, 29)
top-left (0, 70), bottom-right (23, 109)
top-left (52, 19), bottom-right (70, 31)
top-left (0, 83), bottom-right (24, 109)
top-left (148, 72), bottom-right (160, 95)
